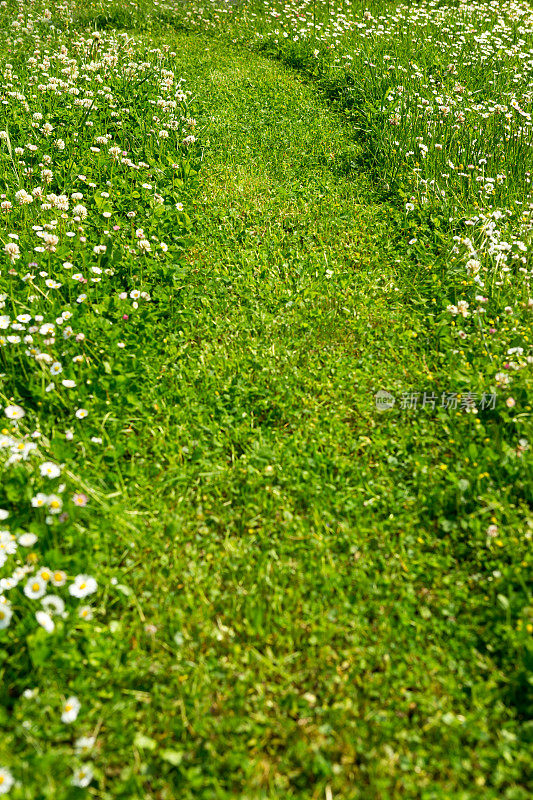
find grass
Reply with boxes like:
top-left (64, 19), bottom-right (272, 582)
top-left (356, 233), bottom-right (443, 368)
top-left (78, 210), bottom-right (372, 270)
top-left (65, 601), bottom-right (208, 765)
top-left (0, 1), bottom-right (531, 798)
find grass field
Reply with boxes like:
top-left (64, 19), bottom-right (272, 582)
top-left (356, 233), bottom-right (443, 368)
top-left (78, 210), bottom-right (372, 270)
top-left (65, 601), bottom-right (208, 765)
top-left (0, 1), bottom-right (531, 797)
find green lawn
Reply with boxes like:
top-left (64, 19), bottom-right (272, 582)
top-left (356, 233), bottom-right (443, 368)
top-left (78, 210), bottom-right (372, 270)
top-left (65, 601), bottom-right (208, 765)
top-left (0, 2), bottom-right (531, 798)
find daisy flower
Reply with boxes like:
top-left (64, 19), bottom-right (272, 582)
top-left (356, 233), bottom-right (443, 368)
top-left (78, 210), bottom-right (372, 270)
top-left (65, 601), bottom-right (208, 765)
top-left (61, 696), bottom-right (81, 723)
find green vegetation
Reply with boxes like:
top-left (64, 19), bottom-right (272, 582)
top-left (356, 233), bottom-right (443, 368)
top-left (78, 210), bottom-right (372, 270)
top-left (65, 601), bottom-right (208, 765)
top-left (0, 1), bottom-right (531, 798)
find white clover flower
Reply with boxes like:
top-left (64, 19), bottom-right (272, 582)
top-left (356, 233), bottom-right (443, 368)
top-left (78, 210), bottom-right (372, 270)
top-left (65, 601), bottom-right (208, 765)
top-left (73, 204), bottom-right (87, 219)
top-left (69, 575), bottom-right (97, 598)
top-left (61, 696), bottom-right (81, 723)
top-left (4, 242), bottom-right (20, 262)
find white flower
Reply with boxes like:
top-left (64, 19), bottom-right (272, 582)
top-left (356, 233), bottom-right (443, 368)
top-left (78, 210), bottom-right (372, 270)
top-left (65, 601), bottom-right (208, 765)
top-left (0, 767), bottom-right (14, 794)
top-left (61, 696), bottom-right (81, 723)
top-left (62, 379), bottom-right (76, 388)
top-left (75, 735), bottom-right (95, 754)
top-left (36, 610), bottom-right (55, 633)
top-left (31, 493), bottom-right (48, 508)
top-left (0, 605), bottom-right (12, 630)
top-left (78, 605), bottom-right (94, 620)
top-left (4, 242), bottom-right (20, 262)
top-left (0, 510), bottom-right (8, 521)
top-left (24, 577), bottom-right (47, 600)
top-left (69, 575), bottom-right (97, 598)
top-left (4, 405), bottom-right (24, 420)
top-left (51, 570), bottom-right (67, 587)
top-left (47, 495), bottom-right (63, 514)
top-left (71, 764), bottom-right (93, 788)
top-left (41, 595), bottom-right (65, 616)
top-left (40, 462), bottom-right (61, 479)
top-left (0, 531), bottom-right (17, 557)
top-left (18, 533), bottom-right (37, 547)
top-left (75, 408), bottom-right (88, 419)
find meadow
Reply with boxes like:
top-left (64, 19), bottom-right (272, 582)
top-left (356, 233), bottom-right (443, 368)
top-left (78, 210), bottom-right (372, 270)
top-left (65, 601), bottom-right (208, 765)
top-left (0, 0), bottom-right (531, 797)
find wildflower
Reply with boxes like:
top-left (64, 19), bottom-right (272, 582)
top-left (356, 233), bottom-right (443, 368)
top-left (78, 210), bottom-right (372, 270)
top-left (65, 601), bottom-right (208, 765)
top-left (69, 575), bottom-right (97, 598)
top-left (36, 610), bottom-right (55, 633)
top-left (4, 242), bottom-right (20, 262)
top-left (40, 462), bottom-right (61, 479)
top-left (506, 397), bottom-right (516, 408)
top-left (73, 204), bottom-right (87, 218)
top-left (0, 601), bottom-right (13, 629)
top-left (24, 577), bottom-right (47, 600)
top-left (75, 735), bottom-right (96, 754)
top-left (61, 696), bottom-right (81, 723)
top-left (75, 409), bottom-right (88, 419)
top-left (41, 595), bottom-right (65, 615)
top-left (0, 767), bottom-right (14, 794)
top-left (4, 405), bottom-right (24, 420)
top-left (73, 493), bottom-right (88, 507)
top-left (51, 570), bottom-right (67, 587)
top-left (18, 533), bottom-right (38, 547)
top-left (78, 605), bottom-right (94, 620)
top-left (71, 764), bottom-right (94, 788)
top-left (47, 495), bottom-right (63, 514)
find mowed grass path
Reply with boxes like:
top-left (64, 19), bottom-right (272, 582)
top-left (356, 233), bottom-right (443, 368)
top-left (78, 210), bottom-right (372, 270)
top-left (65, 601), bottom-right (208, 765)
top-left (90, 35), bottom-right (528, 800)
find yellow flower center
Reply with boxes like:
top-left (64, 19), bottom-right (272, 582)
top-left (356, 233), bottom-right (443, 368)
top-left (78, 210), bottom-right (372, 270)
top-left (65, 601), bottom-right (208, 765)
top-left (32, 582), bottom-right (40, 592)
